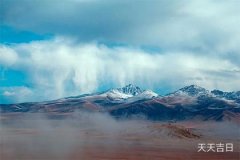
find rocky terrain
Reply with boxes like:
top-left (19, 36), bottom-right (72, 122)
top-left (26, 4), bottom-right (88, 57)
top-left (1, 84), bottom-right (239, 122)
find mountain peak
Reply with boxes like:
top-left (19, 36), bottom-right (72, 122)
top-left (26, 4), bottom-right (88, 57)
top-left (117, 84), bottom-right (143, 96)
top-left (211, 89), bottom-right (224, 96)
top-left (179, 85), bottom-right (208, 96)
top-left (170, 85), bottom-right (209, 96)
top-left (181, 84), bottom-right (205, 90)
top-left (211, 90), bottom-right (240, 100)
top-left (101, 84), bottom-right (143, 100)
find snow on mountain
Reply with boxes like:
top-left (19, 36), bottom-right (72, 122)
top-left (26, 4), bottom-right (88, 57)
top-left (170, 85), bottom-right (210, 97)
top-left (137, 90), bottom-right (158, 99)
top-left (1, 84), bottom-right (240, 122)
top-left (61, 84), bottom-right (239, 105)
top-left (125, 90), bottom-right (159, 103)
top-left (211, 90), bottom-right (240, 100)
top-left (116, 84), bottom-right (143, 96)
top-left (99, 84), bottom-right (142, 100)
top-left (104, 89), bottom-right (133, 100)
top-left (165, 85), bottom-right (240, 106)
top-left (99, 84), bottom-right (158, 101)
top-left (179, 85), bottom-right (210, 96)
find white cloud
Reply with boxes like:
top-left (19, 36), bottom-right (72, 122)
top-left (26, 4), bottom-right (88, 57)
top-left (0, 86), bottom-right (33, 103)
top-left (0, 37), bottom-right (239, 103)
top-left (0, 45), bottom-right (18, 66)
top-left (3, 91), bottom-right (15, 96)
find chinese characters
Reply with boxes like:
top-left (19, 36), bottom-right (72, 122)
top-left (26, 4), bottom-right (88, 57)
top-left (198, 143), bottom-right (233, 152)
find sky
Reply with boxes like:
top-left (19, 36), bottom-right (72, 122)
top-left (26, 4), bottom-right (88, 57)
top-left (0, 0), bottom-right (240, 104)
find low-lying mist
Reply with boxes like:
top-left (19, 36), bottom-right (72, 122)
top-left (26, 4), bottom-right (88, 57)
top-left (0, 111), bottom-right (239, 160)
top-left (0, 112), bottom-right (153, 160)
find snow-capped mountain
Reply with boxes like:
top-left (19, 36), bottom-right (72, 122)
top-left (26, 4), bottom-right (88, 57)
top-left (137, 90), bottom-right (158, 99)
top-left (116, 84), bottom-right (143, 96)
top-left (100, 84), bottom-right (157, 100)
top-left (103, 89), bottom-right (133, 100)
top-left (1, 84), bottom-right (239, 122)
top-left (211, 90), bottom-right (240, 100)
top-left (122, 90), bottom-right (158, 103)
top-left (170, 85), bottom-right (210, 97)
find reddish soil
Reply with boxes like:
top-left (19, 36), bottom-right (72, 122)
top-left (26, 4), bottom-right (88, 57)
top-left (0, 116), bottom-right (239, 160)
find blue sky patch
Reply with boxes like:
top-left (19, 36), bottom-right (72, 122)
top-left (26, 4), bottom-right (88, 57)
top-left (0, 25), bottom-right (52, 44)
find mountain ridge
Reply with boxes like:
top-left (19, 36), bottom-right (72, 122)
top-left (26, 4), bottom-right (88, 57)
top-left (1, 84), bottom-right (239, 122)
top-left (1, 84), bottom-right (239, 105)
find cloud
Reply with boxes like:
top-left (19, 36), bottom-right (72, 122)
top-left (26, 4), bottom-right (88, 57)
top-left (0, 37), bottom-right (239, 103)
top-left (0, 86), bottom-right (33, 103)
top-left (1, 0), bottom-right (240, 55)
top-left (1, 0), bottom-right (240, 103)
top-left (0, 45), bottom-right (18, 66)
top-left (2, 91), bottom-right (15, 96)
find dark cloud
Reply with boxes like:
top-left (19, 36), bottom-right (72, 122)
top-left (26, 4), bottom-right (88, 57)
top-left (2, 0), bottom-right (178, 41)
top-left (1, 0), bottom-right (239, 51)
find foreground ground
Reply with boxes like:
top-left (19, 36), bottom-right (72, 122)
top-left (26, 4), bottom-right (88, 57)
top-left (0, 113), bottom-right (239, 160)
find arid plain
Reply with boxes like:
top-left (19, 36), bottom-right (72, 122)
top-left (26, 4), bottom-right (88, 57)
top-left (1, 112), bottom-right (239, 160)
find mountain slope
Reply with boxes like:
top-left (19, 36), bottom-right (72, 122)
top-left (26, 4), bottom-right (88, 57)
top-left (0, 84), bottom-right (239, 122)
